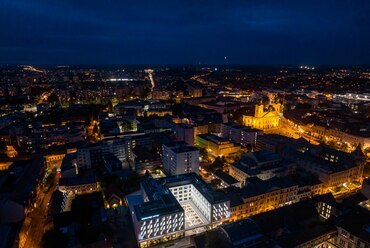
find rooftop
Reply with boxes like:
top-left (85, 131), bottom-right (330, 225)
top-left (171, 146), bottom-right (199, 153)
top-left (213, 170), bottom-right (239, 185)
top-left (59, 176), bottom-right (96, 187)
top-left (220, 219), bottom-right (268, 247)
top-left (338, 209), bottom-right (370, 243)
top-left (197, 133), bottom-right (229, 144)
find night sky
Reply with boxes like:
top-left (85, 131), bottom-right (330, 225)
top-left (1, 0), bottom-right (370, 65)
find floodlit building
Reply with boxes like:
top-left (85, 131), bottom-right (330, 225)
top-left (282, 139), bottom-right (365, 189)
top-left (128, 173), bottom-right (230, 248)
top-left (58, 176), bottom-right (98, 195)
top-left (227, 175), bottom-right (323, 221)
top-left (196, 133), bottom-right (241, 157)
top-left (243, 103), bottom-right (282, 130)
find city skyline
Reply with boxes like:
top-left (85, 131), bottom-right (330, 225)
top-left (1, 0), bottom-right (370, 65)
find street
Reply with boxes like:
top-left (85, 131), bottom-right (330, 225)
top-left (20, 175), bottom-right (58, 248)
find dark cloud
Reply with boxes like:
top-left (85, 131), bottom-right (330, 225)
top-left (0, 0), bottom-right (369, 65)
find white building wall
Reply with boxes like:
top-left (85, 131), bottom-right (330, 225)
top-left (169, 184), bottom-right (211, 221)
top-left (169, 185), bottom-right (192, 203)
top-left (211, 202), bottom-right (230, 222)
top-left (136, 212), bottom-right (184, 241)
top-left (190, 185), bottom-right (212, 221)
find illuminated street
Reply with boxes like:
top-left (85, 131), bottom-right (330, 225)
top-left (20, 175), bottom-right (58, 248)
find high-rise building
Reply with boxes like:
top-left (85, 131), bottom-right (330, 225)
top-left (77, 144), bottom-right (103, 170)
top-left (102, 138), bottom-right (127, 162)
top-left (221, 123), bottom-right (262, 147)
top-left (175, 124), bottom-right (194, 146)
top-left (162, 141), bottom-right (199, 175)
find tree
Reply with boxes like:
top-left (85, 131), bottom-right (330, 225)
top-left (45, 168), bottom-right (57, 190)
top-left (47, 93), bottom-right (59, 104)
top-left (0, 140), bottom-right (7, 154)
top-left (93, 123), bottom-right (99, 134)
top-left (210, 157), bottom-right (224, 172)
top-left (199, 147), bottom-right (209, 161)
top-left (231, 107), bottom-right (251, 124)
top-left (211, 178), bottom-right (222, 188)
top-left (84, 115), bottom-right (93, 126)
top-left (107, 99), bottom-right (114, 113)
top-left (120, 120), bottom-right (133, 132)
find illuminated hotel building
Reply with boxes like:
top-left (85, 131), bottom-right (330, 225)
top-left (128, 173), bottom-right (230, 247)
top-left (243, 103), bottom-right (282, 130)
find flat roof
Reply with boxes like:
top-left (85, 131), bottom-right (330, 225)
top-left (213, 170), bottom-right (239, 185)
top-left (197, 134), bottom-right (229, 144)
top-left (59, 176), bottom-right (96, 187)
top-left (171, 146), bottom-right (199, 153)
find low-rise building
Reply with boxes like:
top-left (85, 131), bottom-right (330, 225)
top-left (219, 219), bottom-right (273, 248)
top-left (335, 209), bottom-right (370, 248)
top-left (58, 176), bottom-right (98, 195)
top-left (227, 175), bottom-right (323, 222)
top-left (212, 170), bottom-right (241, 188)
top-left (255, 134), bottom-right (295, 154)
top-left (251, 199), bottom-right (338, 248)
top-left (282, 139), bottom-right (365, 189)
top-left (196, 134), bottom-right (241, 157)
top-left (229, 150), bottom-right (295, 186)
